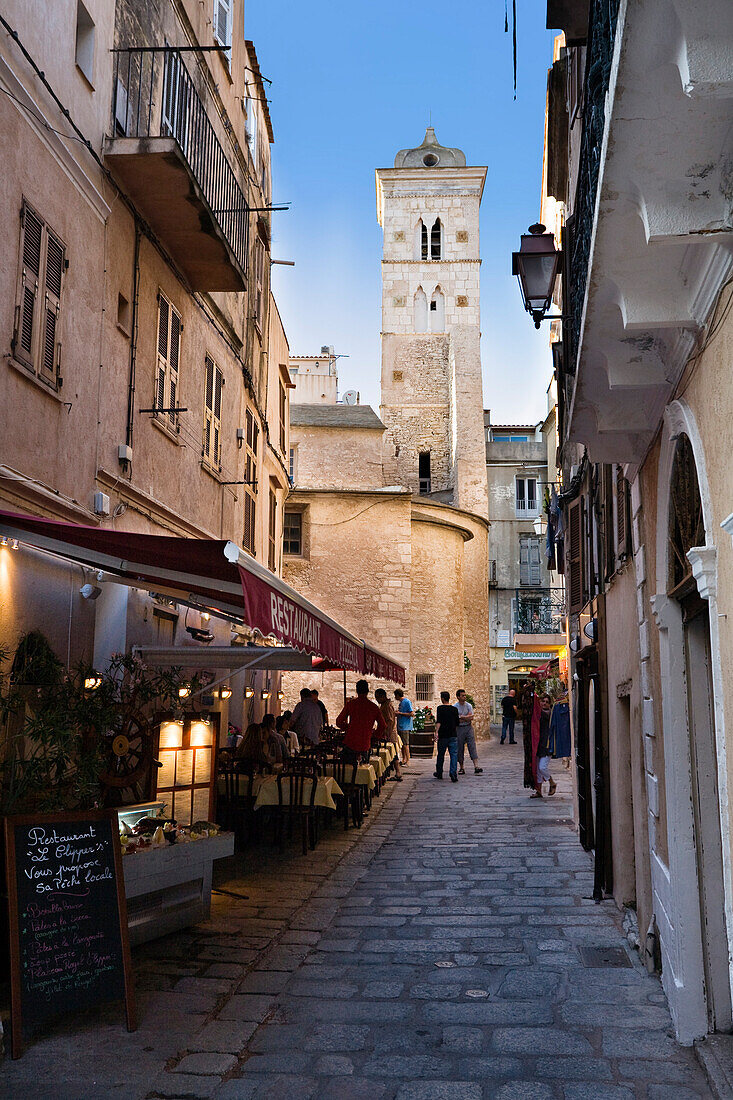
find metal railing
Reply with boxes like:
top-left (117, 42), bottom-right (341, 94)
top-left (112, 48), bottom-right (248, 278)
top-left (514, 588), bottom-right (566, 635)
top-left (567, 0), bottom-right (621, 370)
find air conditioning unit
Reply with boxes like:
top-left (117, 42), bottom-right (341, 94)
top-left (488, 560), bottom-right (498, 587)
top-left (93, 492), bottom-right (110, 516)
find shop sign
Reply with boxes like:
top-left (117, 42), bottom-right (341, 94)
top-left (504, 650), bottom-right (555, 660)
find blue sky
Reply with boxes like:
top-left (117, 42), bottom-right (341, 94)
top-left (246, 1), bottom-right (558, 425)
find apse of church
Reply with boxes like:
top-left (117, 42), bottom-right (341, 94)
top-left (283, 130), bottom-right (490, 722)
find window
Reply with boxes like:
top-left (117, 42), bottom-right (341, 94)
top-left (279, 379), bottom-right (287, 454)
top-left (283, 509), bottom-right (302, 556)
top-left (203, 356), bottom-right (223, 469)
top-left (616, 466), bottom-right (629, 559)
top-left (430, 218), bottom-right (442, 260)
top-left (14, 203), bottom-right (66, 387)
top-left (247, 90), bottom-right (258, 166)
top-left (415, 673), bottom-right (434, 702)
top-left (75, 0), bottom-right (95, 85)
top-left (253, 236), bottom-right (267, 332)
top-left (155, 293), bottom-right (181, 427)
top-left (419, 452), bottom-right (431, 494)
top-left (567, 497), bottom-right (585, 614)
top-left (153, 608), bottom-right (177, 644)
top-left (117, 292), bottom-right (130, 335)
top-left (243, 408), bottom-right (259, 555)
top-left (515, 476), bottom-right (538, 516)
top-left (414, 286), bottom-right (428, 332)
top-left (492, 433), bottom-right (529, 442)
top-left (420, 221), bottom-right (428, 260)
top-left (268, 489), bottom-right (277, 571)
top-left (429, 287), bottom-right (445, 332)
top-left (213, 0), bottom-right (232, 61)
top-left (519, 535), bottom-right (542, 587)
top-left (289, 444), bottom-right (297, 484)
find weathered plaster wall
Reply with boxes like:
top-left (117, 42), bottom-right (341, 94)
top-left (290, 425), bottom-right (384, 491)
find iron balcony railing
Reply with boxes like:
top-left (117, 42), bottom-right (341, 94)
top-left (567, 0), bottom-right (621, 370)
top-left (112, 48), bottom-right (248, 278)
top-left (514, 588), bottom-right (566, 635)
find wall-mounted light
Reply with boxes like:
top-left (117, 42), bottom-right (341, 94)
top-left (260, 689), bottom-right (270, 701)
top-left (276, 689), bottom-right (284, 701)
top-left (583, 619), bottom-right (597, 642)
top-left (84, 675), bottom-right (102, 690)
top-left (221, 687), bottom-right (233, 700)
top-left (0, 537), bottom-right (7, 548)
top-left (202, 612), bottom-right (210, 622)
top-left (178, 684), bottom-right (191, 698)
top-left (10, 538), bottom-right (19, 551)
top-left (159, 719), bottom-right (184, 749)
top-left (512, 224), bottom-right (562, 328)
top-left (80, 583), bottom-right (102, 600)
top-left (245, 687), bottom-right (255, 699)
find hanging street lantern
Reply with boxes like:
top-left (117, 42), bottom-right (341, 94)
top-left (512, 223), bottom-right (562, 327)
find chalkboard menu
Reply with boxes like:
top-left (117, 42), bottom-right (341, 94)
top-left (4, 809), bottom-right (136, 1058)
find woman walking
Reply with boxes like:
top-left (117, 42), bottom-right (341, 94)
top-left (375, 688), bottom-right (403, 781)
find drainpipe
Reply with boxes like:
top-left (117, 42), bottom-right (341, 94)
top-left (125, 222), bottom-right (142, 456)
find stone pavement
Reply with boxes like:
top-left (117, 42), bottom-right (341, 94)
top-left (0, 737), bottom-right (712, 1099)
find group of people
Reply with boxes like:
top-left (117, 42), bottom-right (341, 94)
top-left (500, 682), bottom-right (571, 799)
top-left (225, 682), bottom-right (413, 777)
top-left (334, 682), bottom-right (411, 780)
top-left (433, 689), bottom-right (483, 782)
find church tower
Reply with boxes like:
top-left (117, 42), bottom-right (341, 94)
top-left (376, 129), bottom-right (490, 717)
top-left (376, 128), bottom-right (488, 517)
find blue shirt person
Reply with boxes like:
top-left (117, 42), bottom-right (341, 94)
top-left (394, 688), bottom-right (414, 765)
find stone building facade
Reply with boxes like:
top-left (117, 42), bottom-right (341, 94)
top-left (282, 130), bottom-right (490, 724)
top-left (540, 0), bottom-right (733, 1047)
top-left (0, 0), bottom-right (291, 734)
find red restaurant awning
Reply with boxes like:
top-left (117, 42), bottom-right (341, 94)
top-left (0, 510), bottom-right (405, 683)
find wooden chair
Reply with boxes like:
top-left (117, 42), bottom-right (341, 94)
top-left (276, 762), bottom-right (320, 854)
top-left (329, 755), bottom-right (362, 830)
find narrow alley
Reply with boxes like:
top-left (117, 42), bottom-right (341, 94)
top-left (0, 738), bottom-right (711, 1099)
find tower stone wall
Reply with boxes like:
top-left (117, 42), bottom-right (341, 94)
top-left (376, 129), bottom-right (491, 720)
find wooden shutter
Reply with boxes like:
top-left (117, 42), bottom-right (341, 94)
top-left (568, 498), bottom-right (584, 614)
top-left (212, 0), bottom-right (230, 44)
top-left (169, 307), bottom-right (180, 424)
top-left (156, 295), bottom-right (169, 414)
top-left (528, 536), bottom-right (542, 586)
top-left (16, 205), bottom-right (43, 367)
top-left (156, 294), bottom-right (181, 424)
top-left (40, 231), bottom-right (64, 383)
top-left (519, 536), bottom-right (530, 586)
top-left (204, 356), bottom-right (214, 460)
top-left (268, 490), bottom-right (277, 571)
top-left (203, 357), bottom-right (222, 466)
top-left (616, 467), bottom-right (629, 557)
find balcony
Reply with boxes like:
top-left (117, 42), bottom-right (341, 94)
top-left (564, 0), bottom-right (733, 464)
top-left (105, 48), bottom-right (248, 292)
top-left (513, 588), bottom-right (566, 652)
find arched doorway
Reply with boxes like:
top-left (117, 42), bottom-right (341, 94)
top-left (668, 434), bottom-right (730, 1033)
top-left (653, 414), bottom-right (732, 1039)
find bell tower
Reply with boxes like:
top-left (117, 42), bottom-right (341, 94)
top-left (376, 128), bottom-right (488, 516)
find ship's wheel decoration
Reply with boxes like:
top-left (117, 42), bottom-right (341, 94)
top-left (99, 711), bottom-right (154, 806)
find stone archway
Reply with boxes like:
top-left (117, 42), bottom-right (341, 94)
top-left (651, 400), bottom-right (732, 1040)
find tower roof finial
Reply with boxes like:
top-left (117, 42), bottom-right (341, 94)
top-left (394, 128), bottom-right (466, 169)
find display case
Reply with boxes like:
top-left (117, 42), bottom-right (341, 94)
top-left (116, 802), bottom-right (233, 946)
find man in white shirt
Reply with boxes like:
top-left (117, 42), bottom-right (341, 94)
top-left (290, 688), bottom-right (323, 746)
top-left (456, 689), bottom-right (483, 775)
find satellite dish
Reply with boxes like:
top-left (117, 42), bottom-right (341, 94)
top-left (342, 390), bottom-right (358, 405)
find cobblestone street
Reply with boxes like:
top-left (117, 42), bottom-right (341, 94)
top-left (0, 737), bottom-right (712, 1099)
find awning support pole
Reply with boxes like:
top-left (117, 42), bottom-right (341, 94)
top-left (343, 669), bottom-right (347, 707)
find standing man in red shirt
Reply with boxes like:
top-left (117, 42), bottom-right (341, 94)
top-left (336, 680), bottom-right (386, 762)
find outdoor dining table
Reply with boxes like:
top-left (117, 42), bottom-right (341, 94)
top-left (253, 773), bottom-right (344, 812)
top-left (320, 761), bottom-right (377, 791)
